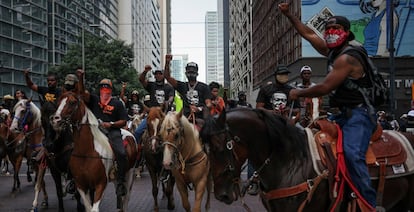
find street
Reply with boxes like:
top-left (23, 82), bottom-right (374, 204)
top-left (0, 162), bottom-right (265, 212)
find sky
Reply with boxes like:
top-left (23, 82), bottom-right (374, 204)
top-left (170, 0), bottom-right (218, 83)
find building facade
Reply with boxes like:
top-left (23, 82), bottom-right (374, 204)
top-left (229, 0), bottom-right (253, 102)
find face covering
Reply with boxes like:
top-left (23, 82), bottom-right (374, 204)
top-left (100, 87), bottom-right (112, 106)
top-left (186, 73), bottom-right (197, 81)
top-left (64, 84), bottom-right (75, 91)
top-left (324, 28), bottom-right (348, 48)
top-left (276, 75), bottom-right (289, 84)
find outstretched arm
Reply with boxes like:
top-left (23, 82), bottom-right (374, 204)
top-left (163, 54), bottom-right (177, 88)
top-left (278, 2), bottom-right (329, 56)
top-left (120, 82), bottom-right (127, 103)
top-left (24, 69), bottom-right (38, 92)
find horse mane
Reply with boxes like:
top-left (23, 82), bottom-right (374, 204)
top-left (14, 99), bottom-right (42, 127)
top-left (253, 109), bottom-right (308, 161)
top-left (163, 111), bottom-right (200, 146)
top-left (84, 108), bottom-right (112, 153)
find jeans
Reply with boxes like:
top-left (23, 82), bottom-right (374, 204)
top-left (329, 106), bottom-right (377, 207)
top-left (134, 117), bottom-right (147, 144)
top-left (247, 160), bottom-right (254, 179)
top-left (107, 129), bottom-right (127, 182)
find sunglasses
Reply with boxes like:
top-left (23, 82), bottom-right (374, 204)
top-left (100, 84), bottom-right (111, 88)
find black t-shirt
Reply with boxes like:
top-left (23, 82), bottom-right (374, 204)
top-left (175, 81), bottom-right (211, 118)
top-left (88, 94), bottom-right (128, 123)
top-left (37, 86), bottom-right (62, 106)
top-left (125, 100), bottom-right (144, 116)
top-left (256, 83), bottom-right (300, 111)
top-left (144, 82), bottom-right (175, 108)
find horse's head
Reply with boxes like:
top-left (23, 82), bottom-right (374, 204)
top-left (200, 108), bottom-right (249, 204)
top-left (52, 92), bottom-right (84, 131)
top-left (144, 107), bottom-right (165, 152)
top-left (160, 110), bottom-right (200, 170)
top-left (10, 99), bottom-right (41, 133)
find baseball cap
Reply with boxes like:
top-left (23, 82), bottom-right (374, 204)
top-left (99, 78), bottom-right (113, 88)
top-left (152, 69), bottom-right (163, 74)
top-left (408, 110), bottom-right (414, 117)
top-left (64, 74), bottom-right (79, 85)
top-left (185, 62), bottom-right (198, 71)
top-left (238, 91), bottom-right (246, 97)
top-left (144, 95), bottom-right (150, 101)
top-left (274, 64), bottom-right (290, 75)
top-left (326, 16), bottom-right (355, 41)
top-left (300, 65), bottom-right (312, 73)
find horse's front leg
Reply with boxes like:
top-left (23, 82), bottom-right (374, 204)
top-left (31, 165), bottom-right (48, 212)
top-left (175, 180), bottom-right (191, 212)
top-left (50, 167), bottom-right (65, 212)
top-left (193, 175), bottom-right (208, 212)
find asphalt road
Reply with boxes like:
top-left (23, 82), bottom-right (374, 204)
top-left (0, 162), bottom-right (266, 212)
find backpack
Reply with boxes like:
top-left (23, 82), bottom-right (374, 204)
top-left (339, 46), bottom-right (388, 107)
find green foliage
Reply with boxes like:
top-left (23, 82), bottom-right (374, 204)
top-left (50, 32), bottom-right (144, 95)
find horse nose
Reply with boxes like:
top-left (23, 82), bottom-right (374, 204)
top-left (52, 114), bottom-right (61, 124)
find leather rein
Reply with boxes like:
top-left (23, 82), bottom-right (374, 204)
top-left (215, 123), bottom-right (328, 210)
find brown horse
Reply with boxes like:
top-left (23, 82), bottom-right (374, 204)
top-left (10, 99), bottom-right (48, 211)
top-left (200, 107), bottom-right (414, 211)
top-left (52, 91), bottom-right (138, 212)
top-left (160, 110), bottom-right (211, 212)
top-left (141, 107), bottom-right (175, 211)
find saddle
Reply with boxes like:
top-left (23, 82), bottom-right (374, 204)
top-left (309, 119), bottom-right (414, 178)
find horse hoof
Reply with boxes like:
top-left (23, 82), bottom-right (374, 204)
top-left (167, 203), bottom-right (175, 210)
top-left (41, 200), bottom-right (48, 208)
top-left (30, 207), bottom-right (38, 212)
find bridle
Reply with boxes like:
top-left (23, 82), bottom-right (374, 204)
top-left (13, 101), bottom-right (33, 132)
top-left (58, 94), bottom-right (82, 130)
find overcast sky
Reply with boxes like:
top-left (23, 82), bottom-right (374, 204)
top-left (170, 0), bottom-right (217, 83)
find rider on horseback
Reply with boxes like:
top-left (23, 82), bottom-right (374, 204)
top-left (82, 76), bottom-right (129, 197)
top-left (280, 3), bottom-right (378, 210)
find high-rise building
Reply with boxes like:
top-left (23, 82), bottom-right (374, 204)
top-left (1, 0), bottom-right (169, 100)
top-left (229, 0), bottom-right (252, 101)
top-left (205, 11), bottom-right (219, 85)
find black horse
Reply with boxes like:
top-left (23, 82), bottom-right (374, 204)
top-left (42, 101), bottom-right (84, 212)
top-left (200, 107), bottom-right (414, 211)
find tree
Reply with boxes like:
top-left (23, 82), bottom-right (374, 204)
top-left (50, 32), bottom-right (144, 96)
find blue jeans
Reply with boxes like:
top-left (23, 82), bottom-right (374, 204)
top-left (134, 117), bottom-right (147, 144)
top-left (329, 106), bottom-right (377, 207)
top-left (247, 160), bottom-right (254, 179)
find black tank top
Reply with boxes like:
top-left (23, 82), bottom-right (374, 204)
top-left (327, 46), bottom-right (371, 108)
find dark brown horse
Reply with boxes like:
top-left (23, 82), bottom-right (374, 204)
top-left (200, 107), bottom-right (414, 211)
top-left (52, 91), bottom-right (138, 212)
top-left (10, 99), bottom-right (48, 211)
top-left (160, 110), bottom-right (211, 212)
top-left (141, 107), bottom-right (175, 211)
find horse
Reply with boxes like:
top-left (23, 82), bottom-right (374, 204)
top-left (10, 99), bottom-right (49, 211)
top-left (160, 110), bottom-right (211, 212)
top-left (200, 107), bottom-right (414, 211)
top-left (51, 91), bottom-right (138, 212)
top-left (141, 106), bottom-right (175, 211)
top-left (0, 109), bottom-right (12, 175)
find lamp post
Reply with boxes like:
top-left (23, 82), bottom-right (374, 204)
top-left (82, 24), bottom-right (100, 71)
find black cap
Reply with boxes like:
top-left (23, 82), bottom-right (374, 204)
top-left (326, 16), bottom-right (355, 41)
top-left (274, 64), bottom-right (290, 75)
top-left (238, 91), bottom-right (246, 97)
top-left (152, 69), bottom-right (163, 74)
top-left (185, 62), bottom-right (198, 71)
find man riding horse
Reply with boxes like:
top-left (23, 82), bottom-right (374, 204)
top-left (78, 71), bottom-right (129, 197)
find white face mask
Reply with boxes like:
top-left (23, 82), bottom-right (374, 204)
top-left (276, 74), bottom-right (289, 84)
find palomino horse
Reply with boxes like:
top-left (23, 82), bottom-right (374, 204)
top-left (141, 107), bottom-right (175, 211)
top-left (52, 91), bottom-right (138, 212)
top-left (10, 99), bottom-right (48, 211)
top-left (200, 107), bottom-right (414, 211)
top-left (160, 110), bottom-right (211, 212)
